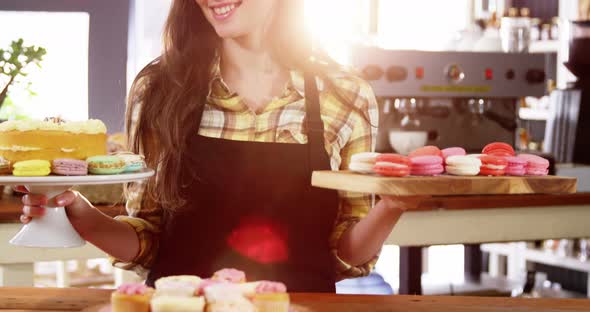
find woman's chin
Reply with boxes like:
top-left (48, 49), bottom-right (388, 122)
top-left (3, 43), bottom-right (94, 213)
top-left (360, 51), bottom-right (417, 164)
top-left (214, 26), bottom-right (247, 40)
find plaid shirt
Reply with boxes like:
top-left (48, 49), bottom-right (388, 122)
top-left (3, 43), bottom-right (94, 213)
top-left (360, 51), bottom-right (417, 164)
top-left (112, 60), bottom-right (379, 281)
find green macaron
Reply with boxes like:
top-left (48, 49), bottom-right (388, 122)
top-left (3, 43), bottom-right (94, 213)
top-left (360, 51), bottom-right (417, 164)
top-left (86, 155), bottom-right (125, 175)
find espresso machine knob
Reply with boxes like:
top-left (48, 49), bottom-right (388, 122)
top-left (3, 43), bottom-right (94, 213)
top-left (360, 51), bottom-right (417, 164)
top-left (362, 65), bottom-right (384, 81)
top-left (525, 69), bottom-right (546, 84)
top-left (445, 64), bottom-right (465, 83)
top-left (386, 66), bottom-right (408, 82)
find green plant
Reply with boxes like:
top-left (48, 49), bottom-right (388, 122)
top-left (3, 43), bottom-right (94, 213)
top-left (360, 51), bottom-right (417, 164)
top-left (0, 38), bottom-right (46, 113)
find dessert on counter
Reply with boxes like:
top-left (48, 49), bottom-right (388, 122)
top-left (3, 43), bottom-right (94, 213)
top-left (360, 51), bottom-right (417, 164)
top-left (111, 283), bottom-right (154, 312)
top-left (110, 268), bottom-right (290, 312)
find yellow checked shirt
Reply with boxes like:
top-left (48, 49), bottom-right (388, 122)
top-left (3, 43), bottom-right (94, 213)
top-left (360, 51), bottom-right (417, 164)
top-left (112, 61), bottom-right (379, 281)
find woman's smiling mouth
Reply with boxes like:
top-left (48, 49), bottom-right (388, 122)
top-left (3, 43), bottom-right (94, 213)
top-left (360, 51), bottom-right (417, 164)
top-left (210, 1), bottom-right (242, 21)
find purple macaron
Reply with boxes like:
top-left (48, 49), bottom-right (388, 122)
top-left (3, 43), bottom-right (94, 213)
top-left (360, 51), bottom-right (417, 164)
top-left (52, 159), bottom-right (88, 176)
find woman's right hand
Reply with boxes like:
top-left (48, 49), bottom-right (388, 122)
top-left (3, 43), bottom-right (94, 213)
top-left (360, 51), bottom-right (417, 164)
top-left (17, 186), bottom-right (93, 225)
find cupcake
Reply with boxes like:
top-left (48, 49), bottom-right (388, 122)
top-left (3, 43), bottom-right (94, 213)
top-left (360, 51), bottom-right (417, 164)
top-left (111, 283), bottom-right (154, 312)
top-left (154, 275), bottom-right (202, 297)
top-left (150, 295), bottom-right (206, 312)
top-left (211, 268), bottom-right (246, 283)
top-left (195, 278), bottom-right (224, 296)
top-left (251, 281), bottom-right (290, 312)
top-left (204, 284), bottom-right (257, 312)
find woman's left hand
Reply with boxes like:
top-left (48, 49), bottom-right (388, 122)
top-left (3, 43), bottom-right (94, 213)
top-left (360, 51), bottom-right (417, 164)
top-left (376, 195), bottom-right (430, 212)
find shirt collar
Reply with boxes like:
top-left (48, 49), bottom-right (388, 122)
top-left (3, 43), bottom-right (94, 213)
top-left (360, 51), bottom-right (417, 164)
top-left (208, 55), bottom-right (307, 100)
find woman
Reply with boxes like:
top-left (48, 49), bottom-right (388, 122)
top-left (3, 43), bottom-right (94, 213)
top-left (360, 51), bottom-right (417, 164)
top-left (20, 0), bottom-right (415, 292)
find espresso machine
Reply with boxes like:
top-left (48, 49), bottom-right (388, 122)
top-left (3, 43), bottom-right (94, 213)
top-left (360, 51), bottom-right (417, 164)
top-left (350, 47), bottom-right (548, 154)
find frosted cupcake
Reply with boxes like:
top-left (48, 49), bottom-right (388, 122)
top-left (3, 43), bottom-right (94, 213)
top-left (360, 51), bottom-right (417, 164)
top-left (154, 275), bottom-right (202, 297)
top-left (251, 281), bottom-right (290, 312)
top-left (111, 283), bottom-right (154, 312)
top-left (204, 283), bottom-right (257, 312)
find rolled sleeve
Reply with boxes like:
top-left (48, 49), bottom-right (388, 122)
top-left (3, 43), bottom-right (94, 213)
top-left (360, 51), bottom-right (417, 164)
top-left (109, 181), bottom-right (162, 277)
top-left (329, 77), bottom-right (380, 280)
top-left (331, 193), bottom-right (378, 280)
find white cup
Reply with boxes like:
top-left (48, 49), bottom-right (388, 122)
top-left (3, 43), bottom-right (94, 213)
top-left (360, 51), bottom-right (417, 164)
top-left (389, 130), bottom-right (428, 155)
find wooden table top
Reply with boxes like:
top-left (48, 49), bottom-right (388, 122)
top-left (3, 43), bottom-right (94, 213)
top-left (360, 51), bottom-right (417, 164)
top-left (0, 287), bottom-right (589, 312)
top-left (1, 192), bottom-right (590, 223)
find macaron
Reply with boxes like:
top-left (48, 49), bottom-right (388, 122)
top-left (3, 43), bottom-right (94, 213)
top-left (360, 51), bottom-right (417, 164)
top-left (409, 146), bottom-right (443, 158)
top-left (13, 160), bottom-right (51, 177)
top-left (86, 155), bottom-right (125, 175)
top-left (482, 142), bottom-right (515, 157)
top-left (479, 155), bottom-right (508, 176)
top-left (504, 156), bottom-right (527, 176)
top-left (52, 159), bottom-right (88, 176)
top-left (349, 152), bottom-right (380, 174)
top-left (0, 157), bottom-right (11, 175)
top-left (517, 154), bottom-right (549, 176)
top-left (115, 152), bottom-right (146, 173)
top-left (410, 155), bottom-right (444, 176)
top-left (445, 155), bottom-right (481, 176)
top-left (442, 147), bottom-right (466, 160)
top-left (373, 154), bottom-right (411, 177)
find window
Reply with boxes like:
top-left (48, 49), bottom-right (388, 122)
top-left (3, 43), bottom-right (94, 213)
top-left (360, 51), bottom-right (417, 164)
top-left (0, 11), bottom-right (89, 120)
top-left (376, 0), bottom-right (471, 50)
top-left (304, 0), bottom-right (472, 65)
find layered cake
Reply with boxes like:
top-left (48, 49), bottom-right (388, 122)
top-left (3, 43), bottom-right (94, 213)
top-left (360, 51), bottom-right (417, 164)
top-left (0, 119), bottom-right (107, 163)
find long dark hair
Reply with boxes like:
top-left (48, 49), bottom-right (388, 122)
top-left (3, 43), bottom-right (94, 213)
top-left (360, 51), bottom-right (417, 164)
top-left (127, 0), bottom-right (363, 210)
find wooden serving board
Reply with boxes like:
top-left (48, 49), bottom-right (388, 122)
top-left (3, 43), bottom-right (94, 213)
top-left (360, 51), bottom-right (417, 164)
top-left (311, 171), bottom-right (577, 196)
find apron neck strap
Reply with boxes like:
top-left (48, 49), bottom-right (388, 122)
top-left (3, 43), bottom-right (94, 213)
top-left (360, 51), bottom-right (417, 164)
top-left (303, 72), bottom-right (330, 171)
top-left (303, 72), bottom-right (325, 137)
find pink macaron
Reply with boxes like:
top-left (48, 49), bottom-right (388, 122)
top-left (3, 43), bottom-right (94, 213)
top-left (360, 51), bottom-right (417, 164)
top-left (442, 147), bottom-right (466, 160)
top-left (52, 158), bottom-right (88, 176)
top-left (517, 154), bottom-right (549, 176)
top-left (504, 156), bottom-right (527, 176)
top-left (410, 155), bottom-right (444, 176)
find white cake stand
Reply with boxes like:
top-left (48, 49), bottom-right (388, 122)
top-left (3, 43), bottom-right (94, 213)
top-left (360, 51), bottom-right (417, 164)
top-left (0, 169), bottom-right (154, 248)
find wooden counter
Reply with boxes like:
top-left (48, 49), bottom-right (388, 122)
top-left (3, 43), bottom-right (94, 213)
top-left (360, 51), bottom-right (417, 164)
top-left (1, 194), bottom-right (590, 289)
top-left (0, 287), bottom-right (590, 312)
top-left (1, 193), bottom-right (590, 222)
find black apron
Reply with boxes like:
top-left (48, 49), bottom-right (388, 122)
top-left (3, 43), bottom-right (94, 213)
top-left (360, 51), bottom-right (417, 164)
top-left (146, 73), bottom-right (340, 292)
